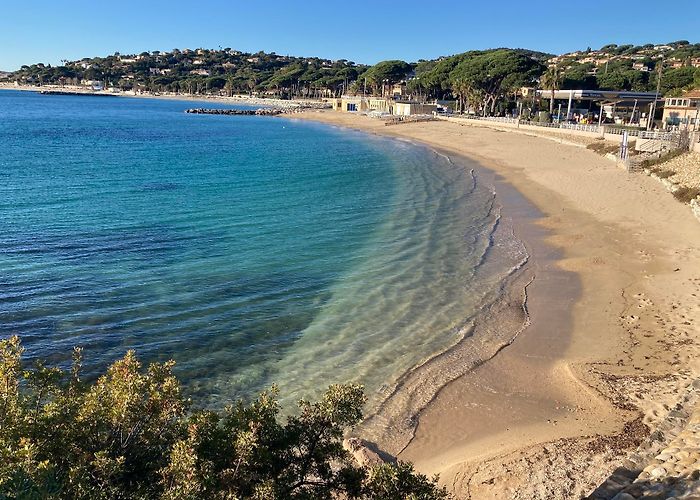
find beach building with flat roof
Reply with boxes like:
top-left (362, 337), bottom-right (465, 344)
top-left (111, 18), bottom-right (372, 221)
top-left (328, 97), bottom-right (437, 116)
top-left (662, 90), bottom-right (700, 129)
top-left (394, 101), bottom-right (438, 116)
top-left (535, 89), bottom-right (661, 105)
top-left (328, 96), bottom-right (394, 113)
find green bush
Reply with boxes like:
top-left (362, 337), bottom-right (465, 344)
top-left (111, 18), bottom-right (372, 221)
top-left (0, 336), bottom-right (448, 500)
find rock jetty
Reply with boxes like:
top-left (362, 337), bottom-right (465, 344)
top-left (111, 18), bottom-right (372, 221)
top-left (185, 108), bottom-right (286, 116)
top-left (39, 90), bottom-right (117, 97)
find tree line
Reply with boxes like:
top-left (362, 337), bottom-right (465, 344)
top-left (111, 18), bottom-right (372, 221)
top-left (7, 49), bottom-right (368, 99)
top-left (5, 43), bottom-right (700, 113)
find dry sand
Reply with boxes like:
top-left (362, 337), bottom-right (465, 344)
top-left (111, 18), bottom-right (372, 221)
top-left (286, 111), bottom-right (700, 499)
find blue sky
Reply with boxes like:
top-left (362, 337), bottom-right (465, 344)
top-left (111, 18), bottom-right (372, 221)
top-left (1, 0), bottom-right (698, 71)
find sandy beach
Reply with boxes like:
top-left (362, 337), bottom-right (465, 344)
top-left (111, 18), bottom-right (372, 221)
top-left (285, 111), bottom-right (700, 498)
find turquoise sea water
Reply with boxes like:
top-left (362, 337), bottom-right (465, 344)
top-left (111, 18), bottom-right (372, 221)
top-left (0, 90), bottom-right (522, 410)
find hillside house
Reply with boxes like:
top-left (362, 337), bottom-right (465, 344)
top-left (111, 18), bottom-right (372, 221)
top-left (662, 90), bottom-right (700, 130)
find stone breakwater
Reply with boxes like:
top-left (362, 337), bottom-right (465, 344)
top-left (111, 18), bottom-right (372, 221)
top-left (185, 108), bottom-right (288, 116)
top-left (39, 89), bottom-right (118, 97)
top-left (644, 152), bottom-right (700, 190)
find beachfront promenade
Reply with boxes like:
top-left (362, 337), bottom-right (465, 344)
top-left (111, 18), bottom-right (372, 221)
top-left (436, 114), bottom-right (700, 154)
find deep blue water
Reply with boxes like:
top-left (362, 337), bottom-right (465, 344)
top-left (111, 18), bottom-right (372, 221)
top-left (0, 90), bottom-right (516, 408)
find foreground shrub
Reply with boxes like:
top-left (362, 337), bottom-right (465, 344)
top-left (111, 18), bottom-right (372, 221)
top-left (0, 336), bottom-right (448, 499)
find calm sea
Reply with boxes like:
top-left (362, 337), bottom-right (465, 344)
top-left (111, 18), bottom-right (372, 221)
top-left (0, 90), bottom-right (525, 409)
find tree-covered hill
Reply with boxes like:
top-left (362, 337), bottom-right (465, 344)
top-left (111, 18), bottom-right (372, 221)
top-left (6, 48), bottom-right (368, 98)
top-left (2, 47), bottom-right (552, 102)
top-left (3, 41), bottom-right (699, 107)
top-left (552, 40), bottom-right (700, 95)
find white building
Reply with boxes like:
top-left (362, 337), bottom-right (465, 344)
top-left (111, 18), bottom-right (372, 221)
top-left (394, 101), bottom-right (438, 116)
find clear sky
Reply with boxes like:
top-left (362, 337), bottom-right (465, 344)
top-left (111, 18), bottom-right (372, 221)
top-left (1, 0), bottom-right (698, 71)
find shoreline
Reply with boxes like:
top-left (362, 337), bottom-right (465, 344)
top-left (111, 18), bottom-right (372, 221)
top-left (349, 146), bottom-right (554, 458)
top-left (285, 110), bottom-right (700, 498)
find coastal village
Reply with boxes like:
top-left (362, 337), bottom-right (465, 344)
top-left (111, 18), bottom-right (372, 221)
top-left (3, 37), bottom-right (700, 500)
top-left (3, 41), bottom-right (700, 129)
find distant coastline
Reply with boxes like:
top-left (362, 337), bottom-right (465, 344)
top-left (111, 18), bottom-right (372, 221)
top-left (0, 83), bottom-right (329, 109)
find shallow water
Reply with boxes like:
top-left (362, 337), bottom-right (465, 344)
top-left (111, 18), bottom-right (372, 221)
top-left (0, 90), bottom-right (525, 409)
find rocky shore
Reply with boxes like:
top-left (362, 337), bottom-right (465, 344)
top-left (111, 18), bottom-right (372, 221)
top-left (642, 152), bottom-right (700, 222)
top-left (589, 377), bottom-right (700, 499)
top-left (659, 152), bottom-right (700, 190)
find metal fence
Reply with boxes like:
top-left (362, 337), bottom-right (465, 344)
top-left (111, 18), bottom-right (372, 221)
top-left (450, 114), bottom-right (598, 132)
top-left (603, 127), bottom-right (636, 136)
top-left (559, 123), bottom-right (601, 133)
top-left (638, 130), bottom-right (683, 141)
top-left (456, 115), bottom-right (519, 125)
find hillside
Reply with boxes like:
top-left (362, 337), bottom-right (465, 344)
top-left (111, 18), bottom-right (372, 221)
top-left (551, 41), bottom-right (700, 95)
top-left (2, 41), bottom-right (699, 102)
top-left (5, 48), bottom-right (367, 98)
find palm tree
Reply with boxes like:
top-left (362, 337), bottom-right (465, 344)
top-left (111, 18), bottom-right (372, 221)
top-left (541, 65), bottom-right (562, 116)
top-left (451, 78), bottom-right (471, 114)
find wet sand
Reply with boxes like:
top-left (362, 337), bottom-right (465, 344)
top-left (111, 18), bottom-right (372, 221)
top-left (286, 111), bottom-right (700, 498)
